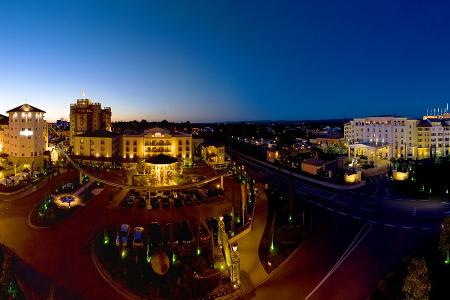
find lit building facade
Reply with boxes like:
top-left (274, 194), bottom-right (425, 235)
top-left (72, 130), bottom-right (121, 165)
top-left (122, 128), bottom-right (192, 163)
top-left (4, 104), bottom-right (48, 170)
top-left (345, 112), bottom-right (450, 162)
top-left (0, 114), bottom-right (8, 153)
top-left (417, 113), bottom-right (450, 159)
top-left (69, 98), bottom-right (111, 146)
top-left (345, 116), bottom-right (417, 162)
top-left (200, 141), bottom-right (226, 167)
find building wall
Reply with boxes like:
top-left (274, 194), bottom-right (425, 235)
top-left (4, 110), bottom-right (47, 169)
top-left (345, 116), bottom-right (417, 159)
top-left (69, 99), bottom-right (112, 145)
top-left (73, 136), bottom-right (119, 159)
top-left (201, 145), bottom-right (225, 166)
top-left (0, 124), bottom-right (7, 153)
top-left (121, 131), bottom-right (192, 162)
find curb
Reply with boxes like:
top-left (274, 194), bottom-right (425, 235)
top-left (90, 243), bottom-right (149, 300)
top-left (26, 200), bottom-right (52, 231)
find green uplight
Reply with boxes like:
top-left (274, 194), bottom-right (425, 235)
top-left (172, 253), bottom-right (177, 263)
top-left (103, 234), bottom-right (109, 245)
top-left (445, 259), bottom-right (450, 265)
top-left (288, 215), bottom-right (293, 222)
top-left (121, 249), bottom-right (127, 259)
top-left (146, 255), bottom-right (152, 263)
top-left (270, 239), bottom-right (275, 252)
top-left (196, 247), bottom-right (201, 256)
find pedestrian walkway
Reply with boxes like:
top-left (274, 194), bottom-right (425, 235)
top-left (234, 183), bottom-right (269, 295)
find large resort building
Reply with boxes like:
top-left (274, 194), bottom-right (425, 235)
top-left (1, 104), bottom-right (48, 170)
top-left (345, 109), bottom-right (450, 164)
top-left (121, 128), bottom-right (192, 164)
top-left (69, 97), bottom-right (111, 146)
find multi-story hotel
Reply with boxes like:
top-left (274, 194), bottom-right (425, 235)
top-left (416, 113), bottom-right (450, 159)
top-left (345, 116), bottom-right (417, 163)
top-left (69, 97), bottom-right (111, 146)
top-left (0, 114), bottom-right (8, 153)
top-left (3, 104), bottom-right (48, 170)
top-left (72, 130), bottom-right (121, 166)
top-left (345, 111), bottom-right (450, 164)
top-left (71, 126), bottom-right (193, 167)
top-left (121, 127), bottom-right (192, 163)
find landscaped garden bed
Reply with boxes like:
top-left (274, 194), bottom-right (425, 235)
top-left (93, 226), bottom-right (232, 299)
top-left (390, 158), bottom-right (450, 198)
top-left (258, 189), bottom-right (310, 273)
top-left (0, 246), bottom-right (25, 300)
top-left (28, 176), bottom-right (93, 228)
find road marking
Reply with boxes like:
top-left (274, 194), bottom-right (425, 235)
top-left (359, 207), bottom-right (374, 212)
top-left (421, 227), bottom-right (432, 230)
top-left (402, 226), bottom-right (413, 230)
top-left (329, 194), bottom-right (339, 200)
top-left (352, 216), bottom-right (362, 220)
top-left (305, 223), bottom-right (372, 300)
top-left (368, 220), bottom-right (378, 224)
top-left (338, 211), bottom-right (348, 216)
top-left (335, 200), bottom-right (349, 206)
top-left (326, 207), bottom-right (335, 212)
top-left (384, 223), bottom-right (395, 227)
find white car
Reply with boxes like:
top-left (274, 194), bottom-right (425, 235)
top-left (132, 227), bottom-right (145, 248)
top-left (116, 224), bottom-right (130, 247)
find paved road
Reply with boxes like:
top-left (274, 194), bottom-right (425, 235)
top-left (230, 151), bottom-right (440, 300)
top-left (230, 150), bottom-right (449, 230)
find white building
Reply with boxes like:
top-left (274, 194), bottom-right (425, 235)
top-left (345, 116), bottom-right (417, 163)
top-left (345, 110), bottom-right (450, 163)
top-left (4, 104), bottom-right (48, 170)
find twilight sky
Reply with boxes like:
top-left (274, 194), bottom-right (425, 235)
top-left (1, 1), bottom-right (450, 122)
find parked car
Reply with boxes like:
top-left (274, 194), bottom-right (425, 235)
top-left (138, 197), bottom-right (147, 208)
top-left (207, 218), bottom-right (218, 239)
top-left (116, 224), bottom-right (130, 246)
top-left (174, 197), bottom-right (182, 208)
top-left (164, 223), bottom-right (179, 246)
top-left (150, 197), bottom-right (159, 209)
top-left (192, 193), bottom-right (202, 205)
top-left (199, 223), bottom-right (210, 242)
top-left (183, 195), bottom-right (193, 206)
top-left (162, 197), bottom-right (170, 209)
top-left (149, 223), bottom-right (163, 247)
top-left (132, 227), bottom-right (145, 248)
top-left (180, 220), bottom-right (194, 245)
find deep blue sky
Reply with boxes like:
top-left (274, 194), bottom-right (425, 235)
top-left (1, 1), bottom-right (450, 122)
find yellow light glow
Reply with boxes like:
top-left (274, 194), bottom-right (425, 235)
top-left (393, 171), bottom-right (409, 181)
